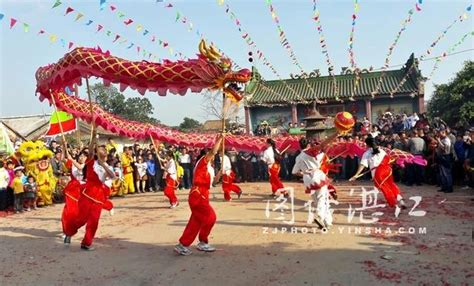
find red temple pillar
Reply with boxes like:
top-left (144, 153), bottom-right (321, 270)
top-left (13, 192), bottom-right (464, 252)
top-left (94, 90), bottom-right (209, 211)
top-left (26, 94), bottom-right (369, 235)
top-left (291, 104), bottom-right (298, 124)
top-left (418, 94), bottom-right (425, 113)
top-left (365, 99), bottom-right (372, 121)
top-left (244, 106), bottom-right (251, 134)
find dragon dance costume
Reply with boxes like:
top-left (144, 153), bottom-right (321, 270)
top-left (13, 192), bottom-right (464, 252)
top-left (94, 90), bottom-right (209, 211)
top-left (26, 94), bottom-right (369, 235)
top-left (262, 146), bottom-right (285, 195)
top-left (61, 161), bottom-right (84, 236)
top-left (163, 158), bottom-right (179, 206)
top-left (292, 149), bottom-right (332, 228)
top-left (179, 157), bottom-right (216, 247)
top-left (360, 148), bottom-right (402, 208)
top-left (64, 159), bottom-right (113, 248)
top-left (221, 155), bottom-right (241, 201)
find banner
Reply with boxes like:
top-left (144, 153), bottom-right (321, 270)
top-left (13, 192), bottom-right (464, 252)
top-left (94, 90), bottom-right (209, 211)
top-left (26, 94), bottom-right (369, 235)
top-left (218, 2), bottom-right (310, 104)
top-left (44, 111), bottom-right (77, 137)
top-left (312, 0), bottom-right (339, 100)
top-left (105, 1), bottom-right (185, 59)
top-left (390, 4), bottom-right (472, 96)
top-left (372, 1), bottom-right (423, 97)
top-left (51, 1), bottom-right (159, 60)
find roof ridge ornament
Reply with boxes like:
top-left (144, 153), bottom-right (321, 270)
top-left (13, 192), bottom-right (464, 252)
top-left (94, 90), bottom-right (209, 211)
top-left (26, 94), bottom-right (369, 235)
top-left (290, 69), bottom-right (321, 79)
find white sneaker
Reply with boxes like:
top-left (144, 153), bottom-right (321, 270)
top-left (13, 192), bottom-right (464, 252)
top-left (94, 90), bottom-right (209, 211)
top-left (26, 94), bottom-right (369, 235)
top-left (174, 243), bottom-right (192, 256)
top-left (196, 242), bottom-right (216, 252)
top-left (170, 202), bottom-right (179, 209)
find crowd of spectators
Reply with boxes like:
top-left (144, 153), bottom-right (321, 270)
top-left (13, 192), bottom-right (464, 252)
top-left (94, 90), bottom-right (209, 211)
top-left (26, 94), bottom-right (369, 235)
top-left (1, 111), bottom-right (473, 214)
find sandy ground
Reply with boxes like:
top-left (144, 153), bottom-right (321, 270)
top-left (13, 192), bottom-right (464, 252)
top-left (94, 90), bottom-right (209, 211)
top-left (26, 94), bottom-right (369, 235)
top-left (0, 181), bottom-right (473, 286)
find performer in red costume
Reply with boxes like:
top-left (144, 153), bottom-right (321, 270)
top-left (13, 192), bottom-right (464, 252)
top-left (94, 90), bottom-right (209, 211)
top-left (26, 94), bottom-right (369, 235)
top-left (174, 135), bottom-right (223, 256)
top-left (262, 138), bottom-right (287, 197)
top-left (350, 136), bottom-right (407, 209)
top-left (220, 153), bottom-right (242, 201)
top-left (163, 151), bottom-right (179, 208)
top-left (61, 150), bottom-right (87, 241)
top-left (63, 128), bottom-right (116, 250)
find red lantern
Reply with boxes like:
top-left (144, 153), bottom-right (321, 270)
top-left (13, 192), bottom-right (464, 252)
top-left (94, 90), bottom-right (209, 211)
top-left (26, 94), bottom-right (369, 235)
top-left (334, 112), bottom-right (355, 133)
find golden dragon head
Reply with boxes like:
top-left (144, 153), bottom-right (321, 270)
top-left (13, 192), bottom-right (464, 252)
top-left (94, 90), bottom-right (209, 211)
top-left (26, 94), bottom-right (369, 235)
top-left (198, 40), bottom-right (251, 102)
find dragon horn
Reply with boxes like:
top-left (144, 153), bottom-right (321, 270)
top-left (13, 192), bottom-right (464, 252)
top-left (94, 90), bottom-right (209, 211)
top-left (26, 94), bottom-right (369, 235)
top-left (208, 45), bottom-right (222, 59)
top-left (199, 40), bottom-right (208, 57)
top-left (199, 39), bottom-right (220, 61)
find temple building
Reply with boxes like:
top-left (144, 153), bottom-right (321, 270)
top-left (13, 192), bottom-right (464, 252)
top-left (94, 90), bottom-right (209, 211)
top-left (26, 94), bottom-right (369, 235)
top-left (243, 54), bottom-right (425, 134)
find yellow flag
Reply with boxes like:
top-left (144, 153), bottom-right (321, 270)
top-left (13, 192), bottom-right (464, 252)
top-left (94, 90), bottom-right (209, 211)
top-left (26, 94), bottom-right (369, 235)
top-left (136, 24), bottom-right (143, 32)
top-left (50, 34), bottom-right (57, 43)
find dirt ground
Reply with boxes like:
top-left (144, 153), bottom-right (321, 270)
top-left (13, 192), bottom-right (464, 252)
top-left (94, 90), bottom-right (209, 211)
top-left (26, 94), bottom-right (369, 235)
top-left (0, 181), bottom-right (473, 286)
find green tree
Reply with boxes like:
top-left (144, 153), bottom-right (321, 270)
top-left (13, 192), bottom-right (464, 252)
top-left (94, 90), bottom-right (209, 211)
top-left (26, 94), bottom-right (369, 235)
top-left (427, 61), bottom-right (474, 127)
top-left (179, 117), bottom-right (202, 131)
top-left (90, 83), bottom-right (160, 124)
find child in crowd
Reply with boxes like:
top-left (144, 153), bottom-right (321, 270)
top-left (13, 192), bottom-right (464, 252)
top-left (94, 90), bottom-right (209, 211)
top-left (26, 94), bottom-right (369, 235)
top-left (135, 156), bottom-right (148, 193)
top-left (23, 175), bottom-right (38, 211)
top-left (11, 168), bottom-right (24, 213)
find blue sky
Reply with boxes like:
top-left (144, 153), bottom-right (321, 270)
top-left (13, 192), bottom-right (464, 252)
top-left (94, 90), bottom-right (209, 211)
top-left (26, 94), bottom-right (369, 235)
top-left (0, 0), bottom-right (472, 125)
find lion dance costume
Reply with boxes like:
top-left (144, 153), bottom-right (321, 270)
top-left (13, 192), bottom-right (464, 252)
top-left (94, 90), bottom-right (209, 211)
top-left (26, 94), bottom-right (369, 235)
top-left (16, 141), bottom-right (56, 206)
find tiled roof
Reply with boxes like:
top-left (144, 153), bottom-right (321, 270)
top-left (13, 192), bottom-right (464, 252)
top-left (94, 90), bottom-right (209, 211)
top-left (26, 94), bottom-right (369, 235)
top-left (245, 56), bottom-right (423, 106)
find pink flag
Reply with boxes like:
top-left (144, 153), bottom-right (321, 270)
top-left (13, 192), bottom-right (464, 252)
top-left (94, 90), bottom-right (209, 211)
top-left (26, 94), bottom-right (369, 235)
top-left (166, 3), bottom-right (173, 8)
top-left (68, 42), bottom-right (74, 49)
top-left (97, 24), bottom-right (103, 32)
top-left (65, 7), bottom-right (74, 15)
top-left (9, 18), bottom-right (17, 29)
top-left (110, 5), bottom-right (116, 11)
top-left (124, 19), bottom-right (133, 25)
top-left (113, 35), bottom-right (120, 43)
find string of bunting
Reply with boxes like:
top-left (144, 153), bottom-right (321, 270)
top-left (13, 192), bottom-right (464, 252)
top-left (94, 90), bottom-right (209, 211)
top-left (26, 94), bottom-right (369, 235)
top-left (348, 0), bottom-right (360, 100)
top-left (158, 0), bottom-right (242, 70)
top-left (312, 0), bottom-right (339, 101)
top-left (263, 0), bottom-right (320, 104)
top-left (390, 4), bottom-right (472, 96)
top-left (0, 12), bottom-right (76, 50)
top-left (371, 0), bottom-right (423, 97)
top-left (105, 1), bottom-right (185, 59)
top-left (428, 31), bottom-right (474, 79)
top-left (217, 1), bottom-right (313, 105)
top-left (51, 0), bottom-right (160, 61)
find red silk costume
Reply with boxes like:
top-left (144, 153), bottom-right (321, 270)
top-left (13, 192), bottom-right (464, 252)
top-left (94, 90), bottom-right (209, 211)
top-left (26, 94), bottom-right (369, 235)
top-left (269, 163), bottom-right (284, 194)
top-left (63, 159), bottom-right (113, 247)
top-left (319, 154), bottom-right (338, 197)
top-left (164, 175), bottom-right (178, 205)
top-left (222, 171), bottom-right (241, 201)
top-left (61, 163), bottom-right (83, 236)
top-left (373, 155), bottom-right (400, 207)
top-left (179, 157), bottom-right (216, 247)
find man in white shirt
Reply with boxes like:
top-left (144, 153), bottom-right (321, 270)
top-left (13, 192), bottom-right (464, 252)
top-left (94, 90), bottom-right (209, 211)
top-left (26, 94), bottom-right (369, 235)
top-left (292, 134), bottom-right (338, 230)
top-left (179, 148), bottom-right (192, 190)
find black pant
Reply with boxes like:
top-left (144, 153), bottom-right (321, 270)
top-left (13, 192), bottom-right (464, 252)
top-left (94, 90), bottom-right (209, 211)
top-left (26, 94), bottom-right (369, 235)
top-left (0, 188), bottom-right (7, 211)
top-left (147, 172), bottom-right (157, 191)
top-left (406, 163), bottom-right (423, 185)
top-left (181, 163), bottom-right (192, 189)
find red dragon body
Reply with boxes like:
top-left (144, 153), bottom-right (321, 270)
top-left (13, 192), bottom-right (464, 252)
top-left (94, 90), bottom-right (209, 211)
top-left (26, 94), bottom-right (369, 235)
top-left (34, 41), bottom-right (301, 151)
